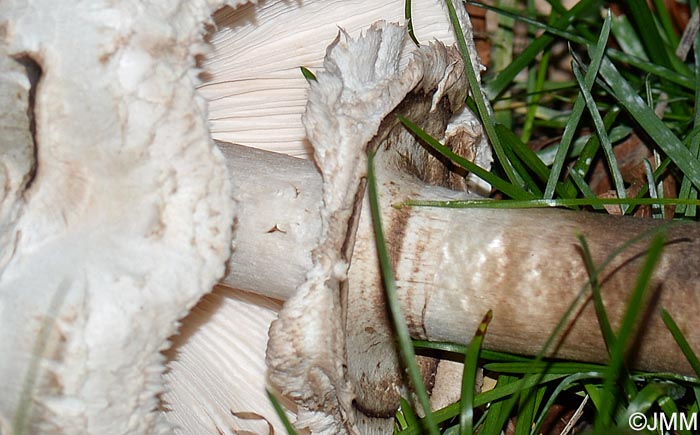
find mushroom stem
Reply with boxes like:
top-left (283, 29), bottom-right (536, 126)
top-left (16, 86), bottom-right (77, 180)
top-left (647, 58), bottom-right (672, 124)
top-left (218, 140), bottom-right (700, 376)
top-left (219, 142), bottom-right (322, 300)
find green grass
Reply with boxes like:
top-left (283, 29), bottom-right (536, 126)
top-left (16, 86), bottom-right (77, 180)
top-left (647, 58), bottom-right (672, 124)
top-left (271, 0), bottom-right (700, 433)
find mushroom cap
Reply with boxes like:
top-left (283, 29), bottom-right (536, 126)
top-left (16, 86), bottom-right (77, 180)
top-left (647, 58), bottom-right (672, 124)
top-left (0, 0), bottom-right (235, 432)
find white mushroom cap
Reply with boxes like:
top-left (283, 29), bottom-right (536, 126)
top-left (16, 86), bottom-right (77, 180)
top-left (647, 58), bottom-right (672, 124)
top-left (0, 0), bottom-right (237, 433)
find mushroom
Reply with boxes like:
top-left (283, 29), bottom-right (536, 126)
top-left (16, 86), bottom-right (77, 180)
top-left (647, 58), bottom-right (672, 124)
top-left (220, 22), bottom-right (700, 435)
top-left (170, 5), bottom-right (700, 435)
top-left (3, 1), bottom-right (700, 435)
top-left (0, 0), bottom-right (236, 433)
top-left (164, 2), bottom-right (488, 434)
top-left (0, 0), bottom-right (481, 434)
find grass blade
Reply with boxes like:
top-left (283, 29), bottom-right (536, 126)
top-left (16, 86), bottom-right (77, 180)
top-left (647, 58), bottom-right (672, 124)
top-left (405, 0), bottom-right (420, 46)
top-left (498, 135), bottom-right (544, 195)
top-left (643, 159), bottom-right (664, 219)
top-left (299, 66), bottom-right (317, 81)
top-left (479, 398), bottom-right (510, 435)
top-left (266, 389), bottom-right (299, 435)
top-left (563, 108), bottom-right (621, 199)
top-left (610, 11), bottom-right (650, 61)
top-left (577, 236), bottom-right (616, 351)
top-left (520, 11), bottom-right (556, 145)
top-left (444, 0), bottom-right (524, 188)
top-left (460, 310), bottom-right (493, 435)
top-left (622, 382), bottom-right (680, 422)
top-left (414, 340), bottom-right (532, 363)
top-left (579, 236), bottom-right (639, 399)
top-left (514, 385), bottom-right (541, 435)
top-left (400, 197), bottom-right (700, 209)
top-left (661, 309), bottom-right (700, 377)
top-left (397, 397), bottom-right (421, 432)
top-left (598, 56), bottom-right (700, 191)
top-left (596, 232), bottom-right (667, 428)
top-left (651, 0), bottom-right (680, 48)
top-left (397, 114), bottom-right (532, 199)
top-left (545, 11), bottom-right (611, 198)
top-left (572, 62), bottom-right (628, 213)
top-left (484, 361), bottom-right (606, 374)
top-left (622, 0), bottom-right (674, 69)
top-left (568, 168), bottom-right (605, 210)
